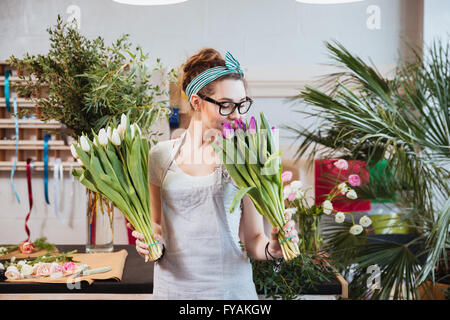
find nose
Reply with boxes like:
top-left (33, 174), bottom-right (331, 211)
top-left (227, 107), bottom-right (241, 121)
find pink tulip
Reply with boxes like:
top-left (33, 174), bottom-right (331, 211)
top-left (281, 171), bottom-right (293, 183)
top-left (222, 122), bottom-right (234, 139)
top-left (348, 174), bottom-right (361, 186)
top-left (238, 119), bottom-right (246, 132)
top-left (334, 159), bottom-right (349, 170)
top-left (248, 116), bottom-right (257, 134)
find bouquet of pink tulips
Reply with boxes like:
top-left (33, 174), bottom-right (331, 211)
top-left (211, 112), bottom-right (300, 261)
top-left (71, 114), bottom-right (162, 262)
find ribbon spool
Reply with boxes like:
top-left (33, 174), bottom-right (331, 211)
top-left (53, 158), bottom-right (66, 224)
top-left (10, 97), bottom-right (20, 203)
top-left (24, 159), bottom-right (34, 242)
top-left (4, 70), bottom-right (11, 112)
top-left (43, 134), bottom-right (51, 204)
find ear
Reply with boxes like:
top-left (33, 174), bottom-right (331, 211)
top-left (190, 94), bottom-right (201, 111)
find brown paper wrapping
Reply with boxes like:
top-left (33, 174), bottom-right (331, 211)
top-left (0, 247), bottom-right (59, 261)
top-left (4, 249), bottom-right (128, 285)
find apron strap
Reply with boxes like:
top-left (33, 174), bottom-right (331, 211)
top-left (160, 130), bottom-right (187, 185)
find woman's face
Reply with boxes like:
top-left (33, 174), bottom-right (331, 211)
top-left (192, 79), bottom-right (248, 132)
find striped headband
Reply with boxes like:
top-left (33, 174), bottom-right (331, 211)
top-left (184, 51), bottom-right (244, 103)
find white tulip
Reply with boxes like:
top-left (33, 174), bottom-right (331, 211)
top-left (70, 144), bottom-right (78, 159)
top-left (346, 189), bottom-right (358, 200)
top-left (349, 224), bottom-right (363, 235)
top-left (335, 212), bottom-right (346, 223)
top-left (118, 123), bottom-right (126, 139)
top-left (121, 113), bottom-right (127, 128)
top-left (98, 128), bottom-right (108, 146)
top-left (107, 126), bottom-right (112, 140)
top-left (359, 215), bottom-right (372, 228)
top-left (130, 124), bottom-right (136, 139)
top-left (111, 128), bottom-right (121, 146)
top-left (80, 136), bottom-right (90, 152)
top-left (77, 158), bottom-right (84, 167)
top-left (135, 123), bottom-right (142, 136)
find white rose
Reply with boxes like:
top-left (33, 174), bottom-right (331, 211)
top-left (359, 215), bottom-right (372, 228)
top-left (21, 264), bottom-right (33, 277)
top-left (285, 208), bottom-right (298, 216)
top-left (17, 260), bottom-right (25, 267)
top-left (323, 200), bottom-right (333, 215)
top-left (346, 189), bottom-right (358, 200)
top-left (349, 224), bottom-right (363, 235)
top-left (338, 182), bottom-right (348, 194)
top-left (290, 180), bottom-right (303, 191)
top-left (335, 212), bottom-right (345, 223)
top-left (80, 136), bottom-right (90, 152)
top-left (283, 185), bottom-right (293, 200)
top-left (5, 266), bottom-right (21, 280)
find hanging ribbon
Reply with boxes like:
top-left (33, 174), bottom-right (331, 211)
top-left (43, 134), bottom-right (50, 204)
top-left (10, 97), bottom-right (21, 203)
top-left (4, 70), bottom-right (11, 112)
top-left (24, 159), bottom-right (34, 242)
top-left (53, 158), bottom-right (65, 224)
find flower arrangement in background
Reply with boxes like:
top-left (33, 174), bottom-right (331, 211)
top-left (71, 114), bottom-right (162, 262)
top-left (282, 159), bottom-right (370, 254)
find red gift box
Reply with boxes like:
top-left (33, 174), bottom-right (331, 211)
top-left (314, 159), bottom-right (371, 212)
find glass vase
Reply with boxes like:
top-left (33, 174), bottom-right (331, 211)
top-left (85, 189), bottom-right (114, 253)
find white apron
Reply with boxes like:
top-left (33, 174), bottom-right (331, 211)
top-left (151, 132), bottom-right (258, 300)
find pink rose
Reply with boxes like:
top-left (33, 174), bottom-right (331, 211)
top-left (35, 263), bottom-right (52, 277)
top-left (19, 241), bottom-right (35, 254)
top-left (333, 159), bottom-right (348, 170)
top-left (288, 193), bottom-right (297, 202)
top-left (348, 174), bottom-right (361, 186)
top-left (281, 171), bottom-right (293, 183)
top-left (50, 263), bottom-right (64, 274)
top-left (63, 262), bottom-right (76, 273)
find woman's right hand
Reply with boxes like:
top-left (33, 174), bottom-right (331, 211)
top-left (127, 222), bottom-right (162, 260)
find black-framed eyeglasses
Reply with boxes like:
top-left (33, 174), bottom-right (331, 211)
top-left (197, 93), bottom-right (253, 116)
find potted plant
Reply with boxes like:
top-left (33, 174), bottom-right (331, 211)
top-left (285, 38), bottom-right (449, 299)
top-left (7, 15), bottom-right (172, 253)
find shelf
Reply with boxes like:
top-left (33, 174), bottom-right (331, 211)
top-left (0, 119), bottom-right (62, 129)
top-left (0, 140), bottom-right (69, 150)
top-left (0, 75), bottom-right (38, 84)
top-left (0, 161), bottom-right (80, 171)
top-left (0, 99), bottom-right (39, 108)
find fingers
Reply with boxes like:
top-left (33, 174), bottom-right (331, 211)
top-left (136, 239), bottom-right (149, 257)
top-left (270, 227), bottom-right (279, 241)
top-left (131, 230), bottom-right (145, 241)
top-left (282, 220), bottom-right (295, 232)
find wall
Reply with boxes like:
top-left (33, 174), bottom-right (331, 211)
top-left (0, 0), bottom-right (427, 245)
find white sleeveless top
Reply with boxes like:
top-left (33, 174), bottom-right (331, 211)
top-left (148, 132), bottom-right (258, 300)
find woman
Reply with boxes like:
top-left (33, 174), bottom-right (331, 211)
top-left (128, 48), bottom-right (299, 300)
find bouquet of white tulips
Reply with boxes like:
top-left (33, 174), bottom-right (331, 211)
top-left (71, 114), bottom-right (162, 262)
top-left (211, 112), bottom-right (300, 261)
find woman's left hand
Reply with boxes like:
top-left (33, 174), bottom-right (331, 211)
top-left (267, 211), bottom-right (299, 259)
